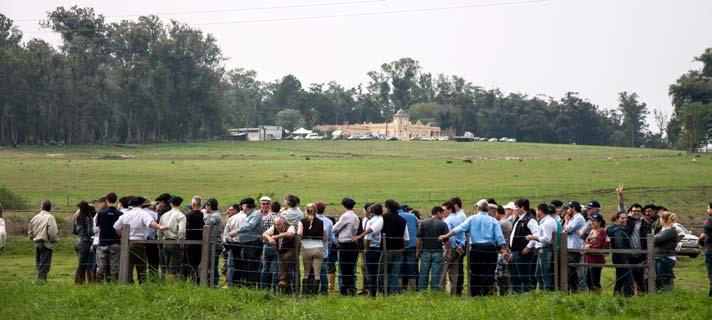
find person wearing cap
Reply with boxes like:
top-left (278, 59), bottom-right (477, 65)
top-left (503, 202), bottom-right (516, 223)
top-left (583, 213), bottom-right (607, 293)
top-left (439, 199), bottom-right (508, 297)
top-left (140, 198), bottom-right (160, 280)
top-left (183, 196), bottom-right (205, 283)
top-left (563, 200), bottom-right (589, 292)
top-left (234, 197), bottom-right (263, 287)
top-left (608, 211), bottom-right (633, 297)
top-left (509, 198), bottom-right (538, 293)
top-left (259, 196), bottom-right (279, 290)
top-left (113, 196), bottom-right (166, 284)
top-left (263, 217), bottom-right (296, 294)
top-left (223, 203), bottom-right (247, 286)
top-left (526, 204), bottom-right (558, 291)
top-left (202, 197), bottom-right (223, 286)
top-left (158, 196), bottom-right (186, 283)
top-left (315, 201), bottom-right (335, 295)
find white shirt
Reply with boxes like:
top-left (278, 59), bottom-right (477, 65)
top-left (364, 215), bottom-right (384, 247)
top-left (535, 215), bottom-right (558, 249)
top-left (223, 212), bottom-right (247, 243)
top-left (113, 207), bottom-right (155, 240)
top-left (509, 213), bottom-right (540, 250)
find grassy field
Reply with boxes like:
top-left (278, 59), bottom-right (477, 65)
top-left (1, 141), bottom-right (711, 318)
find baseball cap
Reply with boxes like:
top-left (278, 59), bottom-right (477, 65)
top-left (503, 202), bottom-right (516, 210)
top-left (259, 196), bottom-right (272, 202)
top-left (586, 200), bottom-right (601, 209)
top-left (590, 213), bottom-right (604, 222)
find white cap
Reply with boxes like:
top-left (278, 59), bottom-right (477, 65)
top-left (259, 196), bottom-right (272, 202)
top-left (504, 202), bottom-right (516, 210)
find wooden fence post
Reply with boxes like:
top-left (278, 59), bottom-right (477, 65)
top-left (118, 224), bottom-right (130, 284)
top-left (199, 225), bottom-right (211, 286)
top-left (559, 232), bottom-right (568, 292)
top-left (646, 234), bottom-right (656, 295)
top-left (295, 246), bottom-right (301, 296)
top-left (208, 235), bottom-right (216, 287)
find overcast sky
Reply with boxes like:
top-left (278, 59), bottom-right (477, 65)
top-left (5, 0), bottom-right (712, 131)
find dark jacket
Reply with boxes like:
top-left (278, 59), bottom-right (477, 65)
top-left (381, 211), bottom-right (407, 250)
top-left (654, 227), bottom-right (680, 256)
top-left (607, 224), bottom-right (631, 264)
top-left (185, 210), bottom-right (205, 241)
top-left (624, 217), bottom-right (652, 250)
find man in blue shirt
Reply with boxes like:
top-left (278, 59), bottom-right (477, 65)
top-left (440, 199), bottom-right (508, 296)
top-left (441, 201), bottom-right (465, 295)
top-left (398, 205), bottom-right (418, 291)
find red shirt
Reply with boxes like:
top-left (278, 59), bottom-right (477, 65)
top-left (584, 228), bottom-right (607, 264)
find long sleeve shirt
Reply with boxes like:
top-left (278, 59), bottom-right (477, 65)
top-left (333, 210), bottom-right (360, 243)
top-left (398, 210), bottom-right (418, 249)
top-left (535, 215), bottom-right (558, 249)
top-left (143, 208), bottom-right (159, 240)
top-left (28, 211), bottom-right (59, 249)
top-left (317, 214), bottom-right (335, 258)
top-left (444, 212), bottom-right (465, 249)
top-left (509, 213), bottom-right (539, 250)
top-left (114, 207), bottom-right (156, 241)
top-left (235, 209), bottom-right (263, 243)
top-left (564, 213), bottom-right (586, 249)
top-left (223, 212), bottom-right (247, 243)
top-left (158, 208), bottom-right (186, 240)
top-left (452, 212), bottom-right (506, 247)
top-left (203, 211), bottom-right (224, 244)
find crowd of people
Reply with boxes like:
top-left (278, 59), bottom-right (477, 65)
top-left (23, 186), bottom-right (712, 297)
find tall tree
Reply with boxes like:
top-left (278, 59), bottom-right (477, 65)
top-left (617, 91), bottom-right (649, 147)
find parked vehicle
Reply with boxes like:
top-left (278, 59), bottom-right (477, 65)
top-left (488, 138), bottom-right (498, 142)
top-left (674, 223), bottom-right (701, 258)
top-left (305, 133), bottom-right (323, 140)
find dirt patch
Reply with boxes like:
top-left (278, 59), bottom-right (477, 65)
top-left (44, 153), bottom-right (66, 158)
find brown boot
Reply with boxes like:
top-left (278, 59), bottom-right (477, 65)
top-left (328, 273), bottom-right (335, 291)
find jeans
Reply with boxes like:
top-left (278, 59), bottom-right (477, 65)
top-left (212, 243), bottom-right (222, 286)
top-left (567, 252), bottom-right (588, 292)
top-left (75, 240), bottom-right (94, 278)
top-left (35, 241), bottom-right (53, 281)
top-left (240, 240), bottom-right (263, 287)
top-left (365, 248), bottom-right (382, 296)
top-left (535, 249), bottom-right (554, 291)
top-left (338, 243), bottom-right (359, 295)
top-left (614, 267), bottom-right (633, 297)
top-left (260, 244), bottom-right (279, 290)
top-left (630, 254), bottom-right (647, 293)
top-left (511, 252), bottom-right (536, 293)
top-left (401, 247), bottom-right (417, 288)
top-left (587, 267), bottom-right (602, 291)
top-left (129, 243), bottom-right (148, 284)
top-left (655, 257), bottom-right (676, 291)
top-left (319, 260), bottom-right (329, 295)
top-left (706, 253), bottom-right (712, 297)
top-left (418, 250), bottom-right (444, 291)
top-left (380, 249), bottom-right (403, 295)
top-left (468, 244), bottom-right (498, 297)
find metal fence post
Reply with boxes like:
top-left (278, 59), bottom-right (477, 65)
top-left (119, 224), bottom-right (130, 284)
top-left (199, 225), bottom-right (211, 286)
top-left (646, 234), bottom-right (656, 295)
top-left (559, 231), bottom-right (568, 292)
top-left (383, 233), bottom-right (388, 296)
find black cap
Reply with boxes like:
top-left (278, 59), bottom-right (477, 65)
top-left (129, 196), bottom-right (146, 207)
top-left (550, 200), bottom-right (563, 208)
top-left (565, 201), bottom-right (582, 212)
top-left (169, 196), bottom-right (183, 206)
top-left (586, 200), bottom-right (601, 209)
top-left (239, 197), bottom-right (256, 207)
top-left (590, 213), bottom-right (604, 222)
top-left (156, 193), bottom-right (172, 203)
top-left (401, 204), bottom-right (412, 212)
top-left (547, 205), bottom-right (557, 215)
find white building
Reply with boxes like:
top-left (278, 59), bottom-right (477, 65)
top-left (227, 125), bottom-right (283, 141)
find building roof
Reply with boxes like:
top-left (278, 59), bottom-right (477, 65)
top-left (395, 109), bottom-right (407, 116)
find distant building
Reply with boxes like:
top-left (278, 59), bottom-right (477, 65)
top-left (227, 125), bottom-right (283, 141)
top-left (314, 109), bottom-right (441, 140)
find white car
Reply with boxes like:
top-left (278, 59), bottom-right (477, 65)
top-left (488, 138), bottom-right (498, 142)
top-left (305, 133), bottom-right (323, 140)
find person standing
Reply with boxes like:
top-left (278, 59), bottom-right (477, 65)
top-left (95, 193), bottom-right (123, 283)
top-left (114, 196), bottom-right (166, 284)
top-left (608, 212), bottom-right (633, 297)
top-left (259, 196), bottom-right (278, 290)
top-left (509, 198), bottom-right (538, 293)
top-left (315, 201), bottom-right (335, 295)
top-left (158, 196), bottom-right (186, 283)
top-left (235, 198), bottom-right (263, 287)
top-left (353, 203), bottom-right (384, 297)
top-left (699, 202), bottom-right (712, 296)
top-left (0, 203), bottom-right (6, 250)
top-left (72, 201), bottom-right (96, 285)
top-left (203, 198), bottom-right (223, 286)
top-left (333, 197), bottom-right (361, 295)
top-left (380, 199), bottom-right (409, 295)
top-left (263, 217), bottom-right (296, 294)
top-left (298, 203), bottom-right (326, 295)
top-left (416, 206), bottom-right (449, 291)
top-left (441, 201), bottom-right (465, 295)
top-left (654, 211), bottom-right (683, 291)
top-left (398, 205), bottom-right (419, 291)
top-left (183, 196), bottom-right (205, 284)
top-left (28, 200), bottom-right (59, 282)
top-left (440, 199), bottom-right (508, 297)
top-left (141, 199), bottom-right (160, 280)
top-left (527, 204), bottom-right (557, 291)
top-left (449, 197), bottom-right (467, 296)
top-left (223, 203), bottom-right (246, 286)
top-left (563, 201), bottom-right (588, 292)
top-left (583, 213), bottom-right (607, 293)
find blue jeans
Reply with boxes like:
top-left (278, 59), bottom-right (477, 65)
top-left (401, 247), bottom-right (417, 288)
top-left (418, 251), bottom-right (443, 290)
top-left (511, 252), bottom-right (536, 293)
top-left (75, 240), bottom-right (93, 278)
top-left (706, 253), bottom-right (712, 297)
top-left (35, 241), bottom-right (53, 281)
top-left (319, 260), bottom-right (329, 295)
top-left (212, 243), bottom-right (222, 286)
top-left (224, 243), bottom-right (236, 285)
top-left (535, 249), bottom-right (554, 291)
top-left (365, 248), bottom-right (382, 296)
top-left (260, 244), bottom-right (279, 290)
top-left (380, 249), bottom-right (403, 295)
top-left (655, 257), bottom-right (676, 291)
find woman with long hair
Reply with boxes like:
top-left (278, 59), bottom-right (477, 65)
top-left (607, 211), bottom-right (633, 297)
top-left (297, 203), bottom-right (326, 295)
top-left (654, 211), bottom-right (683, 291)
top-left (72, 201), bottom-right (96, 284)
top-left (583, 213), bottom-right (607, 293)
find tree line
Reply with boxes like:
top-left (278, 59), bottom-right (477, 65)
top-left (0, 7), bottom-right (708, 149)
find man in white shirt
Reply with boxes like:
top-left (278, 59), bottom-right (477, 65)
top-left (158, 196), bottom-right (186, 283)
top-left (223, 203), bottom-right (247, 286)
top-left (527, 204), bottom-right (558, 291)
top-left (113, 196), bottom-right (165, 284)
